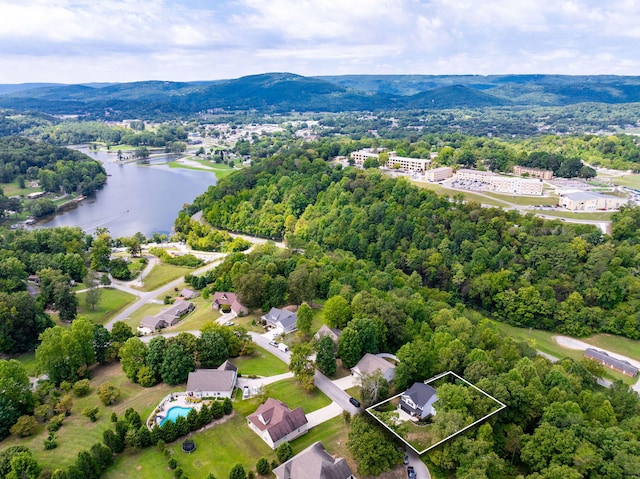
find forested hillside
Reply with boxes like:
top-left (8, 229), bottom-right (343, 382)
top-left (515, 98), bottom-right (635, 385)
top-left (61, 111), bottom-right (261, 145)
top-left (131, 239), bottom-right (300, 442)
top-left (4, 73), bottom-right (640, 117)
top-left (185, 154), bottom-right (640, 340)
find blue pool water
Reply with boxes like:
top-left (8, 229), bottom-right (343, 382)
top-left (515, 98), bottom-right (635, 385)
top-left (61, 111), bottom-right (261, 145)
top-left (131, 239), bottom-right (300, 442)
top-left (160, 406), bottom-right (193, 426)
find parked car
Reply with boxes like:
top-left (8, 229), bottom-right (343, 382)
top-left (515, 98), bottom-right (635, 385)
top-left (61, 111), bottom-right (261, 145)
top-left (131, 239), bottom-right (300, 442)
top-left (407, 466), bottom-right (416, 479)
top-left (242, 385), bottom-right (250, 399)
top-left (224, 321), bottom-right (234, 326)
top-left (349, 397), bottom-right (361, 407)
top-left (268, 340), bottom-right (278, 347)
top-left (278, 343), bottom-right (289, 353)
top-left (404, 454), bottom-right (409, 465)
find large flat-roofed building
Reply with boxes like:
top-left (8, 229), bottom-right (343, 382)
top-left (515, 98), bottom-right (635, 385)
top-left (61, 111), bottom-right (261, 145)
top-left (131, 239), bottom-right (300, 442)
top-left (386, 156), bottom-right (431, 172)
top-left (514, 165), bottom-right (553, 180)
top-left (560, 191), bottom-right (627, 211)
top-left (425, 166), bottom-right (453, 182)
top-left (349, 148), bottom-right (387, 167)
top-left (455, 169), bottom-right (543, 195)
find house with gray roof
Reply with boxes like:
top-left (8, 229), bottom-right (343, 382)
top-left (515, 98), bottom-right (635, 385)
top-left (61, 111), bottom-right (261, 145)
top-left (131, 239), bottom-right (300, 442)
top-left (138, 301), bottom-right (195, 334)
top-left (247, 398), bottom-right (308, 449)
top-left (273, 441), bottom-right (355, 479)
top-left (584, 348), bottom-right (638, 377)
top-left (186, 361), bottom-right (238, 399)
top-left (399, 382), bottom-right (438, 420)
top-left (314, 324), bottom-right (342, 348)
top-left (351, 353), bottom-right (396, 382)
top-left (262, 307), bottom-right (297, 335)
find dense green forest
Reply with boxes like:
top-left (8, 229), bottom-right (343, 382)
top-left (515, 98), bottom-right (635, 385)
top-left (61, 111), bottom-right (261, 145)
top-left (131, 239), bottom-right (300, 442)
top-left (183, 243), bottom-right (640, 479)
top-left (186, 153), bottom-right (640, 339)
top-left (0, 137), bottom-right (106, 195)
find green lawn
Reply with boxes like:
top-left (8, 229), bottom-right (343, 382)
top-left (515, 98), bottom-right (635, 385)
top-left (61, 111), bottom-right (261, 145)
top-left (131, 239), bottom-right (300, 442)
top-left (290, 415), bottom-right (349, 455)
top-left (0, 363), bottom-right (175, 472)
top-left (482, 192), bottom-right (558, 206)
top-left (13, 351), bottom-right (38, 376)
top-left (233, 378), bottom-right (331, 417)
top-left (232, 346), bottom-right (289, 377)
top-left (76, 288), bottom-right (137, 325)
top-left (611, 174), bottom-right (640, 189)
top-left (1, 181), bottom-right (40, 197)
top-left (135, 264), bottom-right (193, 292)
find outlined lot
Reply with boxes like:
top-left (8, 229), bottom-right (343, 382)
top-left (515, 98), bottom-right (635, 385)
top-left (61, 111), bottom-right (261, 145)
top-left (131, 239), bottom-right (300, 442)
top-left (366, 371), bottom-right (506, 454)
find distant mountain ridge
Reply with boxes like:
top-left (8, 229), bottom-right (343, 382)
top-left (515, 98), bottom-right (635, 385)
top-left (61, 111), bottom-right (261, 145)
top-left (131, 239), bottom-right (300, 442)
top-left (1, 73), bottom-right (640, 117)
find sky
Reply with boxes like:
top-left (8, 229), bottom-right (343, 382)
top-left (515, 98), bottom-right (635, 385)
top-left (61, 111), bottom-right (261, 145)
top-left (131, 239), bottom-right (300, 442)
top-left (0, 0), bottom-right (638, 84)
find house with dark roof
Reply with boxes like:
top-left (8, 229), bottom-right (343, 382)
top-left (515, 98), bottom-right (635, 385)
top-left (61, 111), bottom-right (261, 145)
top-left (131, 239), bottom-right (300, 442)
top-left (399, 382), bottom-right (438, 420)
top-left (212, 292), bottom-right (249, 316)
top-left (584, 348), bottom-right (639, 377)
top-left (247, 398), bottom-right (308, 449)
top-left (351, 353), bottom-right (396, 382)
top-left (137, 301), bottom-right (195, 334)
top-left (186, 360), bottom-right (238, 398)
top-left (273, 441), bottom-right (355, 479)
top-left (262, 307), bottom-right (297, 335)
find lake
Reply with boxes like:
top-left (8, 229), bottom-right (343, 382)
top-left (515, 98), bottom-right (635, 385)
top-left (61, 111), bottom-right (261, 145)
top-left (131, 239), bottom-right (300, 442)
top-left (39, 147), bottom-right (216, 237)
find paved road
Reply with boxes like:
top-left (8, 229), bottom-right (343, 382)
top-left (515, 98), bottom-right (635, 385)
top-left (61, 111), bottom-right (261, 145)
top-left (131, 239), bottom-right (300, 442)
top-left (104, 257), bottom-right (224, 331)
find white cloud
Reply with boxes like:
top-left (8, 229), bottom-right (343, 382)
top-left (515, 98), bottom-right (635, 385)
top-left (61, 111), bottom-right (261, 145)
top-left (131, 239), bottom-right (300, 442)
top-left (0, 0), bottom-right (637, 82)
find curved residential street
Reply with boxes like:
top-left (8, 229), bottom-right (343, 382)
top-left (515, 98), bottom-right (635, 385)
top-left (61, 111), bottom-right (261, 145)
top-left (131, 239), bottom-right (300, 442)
top-left (99, 239), bottom-right (430, 476)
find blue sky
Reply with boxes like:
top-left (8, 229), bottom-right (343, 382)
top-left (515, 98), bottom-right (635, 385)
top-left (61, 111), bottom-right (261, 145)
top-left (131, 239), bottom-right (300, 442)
top-left (0, 0), bottom-right (638, 83)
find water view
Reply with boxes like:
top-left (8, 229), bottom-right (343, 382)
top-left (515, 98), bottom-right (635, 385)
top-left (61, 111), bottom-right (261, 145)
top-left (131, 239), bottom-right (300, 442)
top-left (40, 147), bottom-right (216, 237)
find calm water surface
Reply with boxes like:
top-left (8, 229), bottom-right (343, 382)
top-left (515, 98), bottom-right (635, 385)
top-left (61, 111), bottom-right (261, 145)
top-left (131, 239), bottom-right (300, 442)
top-left (40, 147), bottom-right (216, 237)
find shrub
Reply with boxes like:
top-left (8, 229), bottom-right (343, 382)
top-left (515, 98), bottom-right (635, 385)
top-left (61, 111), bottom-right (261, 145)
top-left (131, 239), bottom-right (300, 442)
top-left (73, 379), bottom-right (91, 397)
top-left (82, 407), bottom-right (99, 422)
top-left (10, 415), bottom-right (38, 437)
top-left (174, 467), bottom-right (183, 478)
top-left (47, 414), bottom-right (65, 433)
top-left (97, 383), bottom-right (121, 406)
top-left (276, 442), bottom-right (293, 463)
top-left (229, 463), bottom-right (246, 479)
top-left (256, 458), bottom-right (270, 475)
top-left (44, 433), bottom-right (57, 450)
top-left (55, 395), bottom-right (73, 416)
top-left (168, 458), bottom-right (178, 469)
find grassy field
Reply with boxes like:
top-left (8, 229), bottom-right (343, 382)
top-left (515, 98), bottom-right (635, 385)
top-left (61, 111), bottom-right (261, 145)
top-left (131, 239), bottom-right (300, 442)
top-left (76, 288), bottom-right (137, 325)
top-left (2, 180), bottom-right (40, 197)
top-left (104, 413), bottom-right (274, 479)
top-left (610, 174), bottom-right (640, 189)
top-left (135, 264), bottom-right (193, 292)
top-left (0, 363), bottom-right (175, 472)
top-left (168, 159), bottom-right (238, 179)
top-left (482, 192), bottom-right (558, 206)
top-left (232, 346), bottom-right (289, 376)
top-left (491, 320), bottom-right (637, 385)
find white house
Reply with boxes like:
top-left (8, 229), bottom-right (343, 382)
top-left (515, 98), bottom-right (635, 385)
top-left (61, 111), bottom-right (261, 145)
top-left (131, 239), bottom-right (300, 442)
top-left (186, 361), bottom-right (238, 398)
top-left (262, 307), bottom-right (298, 335)
top-left (399, 382), bottom-right (438, 420)
top-left (247, 398), bottom-right (308, 449)
top-left (351, 353), bottom-right (396, 383)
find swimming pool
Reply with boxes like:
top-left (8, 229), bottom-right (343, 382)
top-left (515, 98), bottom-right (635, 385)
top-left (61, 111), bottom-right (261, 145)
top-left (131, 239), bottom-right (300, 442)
top-left (159, 406), bottom-right (193, 426)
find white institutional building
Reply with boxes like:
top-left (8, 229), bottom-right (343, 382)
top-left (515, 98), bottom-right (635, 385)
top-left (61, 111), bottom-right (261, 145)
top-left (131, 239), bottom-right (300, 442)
top-left (455, 169), bottom-right (543, 195)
